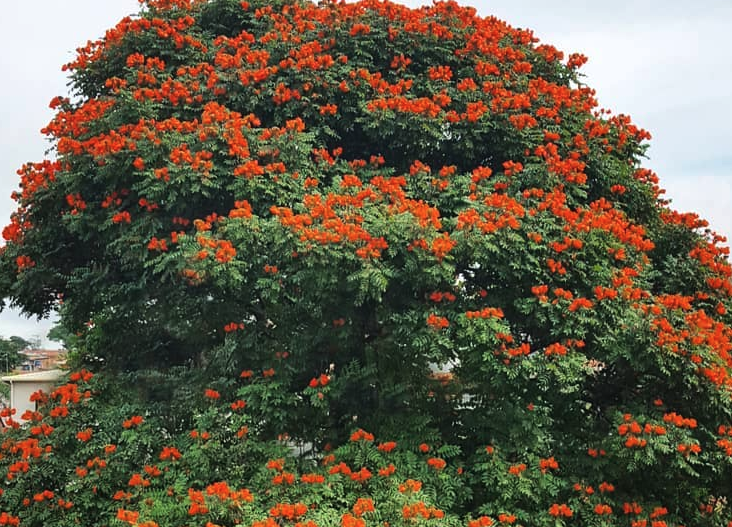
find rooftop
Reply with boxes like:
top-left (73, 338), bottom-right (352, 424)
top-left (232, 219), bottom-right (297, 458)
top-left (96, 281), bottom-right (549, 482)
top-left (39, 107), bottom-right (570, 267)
top-left (1, 369), bottom-right (65, 383)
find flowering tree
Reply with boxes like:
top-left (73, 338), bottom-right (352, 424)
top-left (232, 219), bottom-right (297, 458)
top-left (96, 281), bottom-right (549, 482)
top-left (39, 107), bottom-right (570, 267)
top-left (1, 0), bottom-right (731, 525)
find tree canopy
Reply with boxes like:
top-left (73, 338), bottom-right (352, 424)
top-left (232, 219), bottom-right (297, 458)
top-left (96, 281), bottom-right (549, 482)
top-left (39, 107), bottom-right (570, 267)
top-left (0, 0), bottom-right (731, 525)
top-left (0, 336), bottom-right (30, 372)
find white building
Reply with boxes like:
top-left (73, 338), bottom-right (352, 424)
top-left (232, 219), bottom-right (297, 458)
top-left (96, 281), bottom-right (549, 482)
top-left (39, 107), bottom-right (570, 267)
top-left (1, 369), bottom-right (63, 421)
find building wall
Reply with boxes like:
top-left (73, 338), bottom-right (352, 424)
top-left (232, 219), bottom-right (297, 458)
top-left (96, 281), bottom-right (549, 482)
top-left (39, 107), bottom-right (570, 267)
top-left (10, 381), bottom-right (55, 419)
top-left (19, 350), bottom-right (67, 372)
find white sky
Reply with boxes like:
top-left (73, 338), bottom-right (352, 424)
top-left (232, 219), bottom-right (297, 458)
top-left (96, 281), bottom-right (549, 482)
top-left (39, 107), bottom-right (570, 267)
top-left (0, 0), bottom-right (730, 344)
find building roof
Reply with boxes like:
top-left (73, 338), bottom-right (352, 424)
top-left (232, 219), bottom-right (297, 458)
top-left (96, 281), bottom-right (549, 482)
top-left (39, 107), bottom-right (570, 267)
top-left (1, 369), bottom-right (64, 383)
top-left (21, 349), bottom-right (66, 358)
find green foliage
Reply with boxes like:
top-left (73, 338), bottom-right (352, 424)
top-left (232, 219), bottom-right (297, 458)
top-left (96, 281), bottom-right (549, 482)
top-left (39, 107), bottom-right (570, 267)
top-left (0, 0), bottom-right (731, 525)
top-left (0, 371), bottom-right (468, 527)
top-left (0, 336), bottom-right (30, 372)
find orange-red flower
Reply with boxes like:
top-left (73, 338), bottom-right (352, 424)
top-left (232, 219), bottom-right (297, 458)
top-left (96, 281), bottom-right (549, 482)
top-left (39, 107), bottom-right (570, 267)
top-left (548, 504), bottom-right (573, 517)
top-left (76, 429), bottom-right (93, 442)
top-left (122, 415), bottom-right (144, 429)
top-left (204, 388), bottom-right (220, 399)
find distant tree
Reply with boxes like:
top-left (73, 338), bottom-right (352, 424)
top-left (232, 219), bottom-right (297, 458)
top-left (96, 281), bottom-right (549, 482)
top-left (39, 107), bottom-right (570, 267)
top-left (47, 322), bottom-right (75, 351)
top-left (0, 335), bottom-right (30, 371)
top-left (0, 0), bottom-right (731, 525)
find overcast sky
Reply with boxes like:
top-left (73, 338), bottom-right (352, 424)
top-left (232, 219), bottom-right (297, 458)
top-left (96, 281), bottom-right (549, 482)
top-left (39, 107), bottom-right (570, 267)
top-left (1, 0), bottom-right (730, 345)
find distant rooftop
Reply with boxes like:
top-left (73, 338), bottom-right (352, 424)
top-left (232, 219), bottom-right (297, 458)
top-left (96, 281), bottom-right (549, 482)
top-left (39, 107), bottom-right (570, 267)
top-left (21, 349), bottom-right (67, 356)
